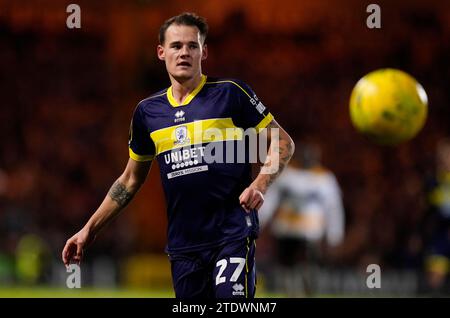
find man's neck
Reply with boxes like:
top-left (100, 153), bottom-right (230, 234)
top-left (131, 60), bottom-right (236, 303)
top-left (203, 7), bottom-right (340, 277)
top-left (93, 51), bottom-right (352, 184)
top-left (170, 74), bottom-right (203, 104)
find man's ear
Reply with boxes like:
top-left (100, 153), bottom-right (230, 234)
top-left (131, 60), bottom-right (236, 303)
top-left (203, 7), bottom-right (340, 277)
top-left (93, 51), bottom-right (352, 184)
top-left (157, 45), bottom-right (165, 61)
top-left (202, 44), bottom-right (208, 60)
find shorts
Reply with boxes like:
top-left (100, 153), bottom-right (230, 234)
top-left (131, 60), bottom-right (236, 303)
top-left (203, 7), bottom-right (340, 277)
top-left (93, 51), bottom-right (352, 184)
top-left (169, 237), bottom-right (256, 299)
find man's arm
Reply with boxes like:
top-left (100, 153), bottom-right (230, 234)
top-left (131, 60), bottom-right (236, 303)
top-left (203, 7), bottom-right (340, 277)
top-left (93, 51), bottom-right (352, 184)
top-left (62, 158), bottom-right (152, 266)
top-left (239, 119), bottom-right (295, 212)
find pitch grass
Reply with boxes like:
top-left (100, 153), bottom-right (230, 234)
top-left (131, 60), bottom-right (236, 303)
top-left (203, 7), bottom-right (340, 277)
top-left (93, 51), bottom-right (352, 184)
top-left (0, 288), bottom-right (407, 298)
top-left (0, 287), bottom-right (175, 298)
top-left (0, 287), bottom-right (290, 298)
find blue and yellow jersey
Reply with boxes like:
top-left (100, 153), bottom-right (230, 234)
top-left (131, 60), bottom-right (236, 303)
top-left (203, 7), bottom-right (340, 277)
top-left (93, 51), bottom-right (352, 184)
top-left (129, 75), bottom-right (274, 254)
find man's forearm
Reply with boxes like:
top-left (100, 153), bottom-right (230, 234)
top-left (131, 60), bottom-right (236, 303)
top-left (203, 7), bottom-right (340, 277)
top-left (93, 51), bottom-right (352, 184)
top-left (252, 123), bottom-right (295, 194)
top-left (85, 177), bottom-right (140, 235)
top-left (108, 179), bottom-right (135, 207)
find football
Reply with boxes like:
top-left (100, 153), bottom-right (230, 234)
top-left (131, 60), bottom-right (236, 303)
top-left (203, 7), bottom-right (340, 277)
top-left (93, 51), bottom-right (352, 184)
top-left (349, 68), bottom-right (428, 145)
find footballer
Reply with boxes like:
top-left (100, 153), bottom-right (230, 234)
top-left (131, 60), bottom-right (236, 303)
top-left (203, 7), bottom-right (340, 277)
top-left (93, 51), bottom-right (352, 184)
top-left (62, 12), bottom-right (294, 298)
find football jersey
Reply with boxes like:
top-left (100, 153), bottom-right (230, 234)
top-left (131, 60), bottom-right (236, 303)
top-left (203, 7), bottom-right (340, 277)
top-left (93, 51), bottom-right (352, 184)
top-left (128, 75), bottom-right (274, 254)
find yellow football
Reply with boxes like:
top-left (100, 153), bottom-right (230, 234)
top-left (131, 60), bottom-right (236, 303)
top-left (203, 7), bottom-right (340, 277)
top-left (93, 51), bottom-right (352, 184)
top-left (349, 68), bottom-right (428, 145)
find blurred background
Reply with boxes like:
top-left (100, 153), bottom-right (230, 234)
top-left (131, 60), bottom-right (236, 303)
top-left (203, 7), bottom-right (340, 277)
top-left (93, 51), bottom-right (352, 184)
top-left (0, 0), bottom-right (449, 297)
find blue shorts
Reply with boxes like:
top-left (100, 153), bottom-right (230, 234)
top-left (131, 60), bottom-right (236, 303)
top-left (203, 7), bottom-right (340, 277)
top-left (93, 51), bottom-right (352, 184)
top-left (169, 238), bottom-right (256, 299)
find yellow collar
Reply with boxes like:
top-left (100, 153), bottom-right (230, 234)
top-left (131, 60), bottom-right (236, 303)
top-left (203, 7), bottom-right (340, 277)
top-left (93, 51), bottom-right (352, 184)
top-left (167, 75), bottom-right (207, 107)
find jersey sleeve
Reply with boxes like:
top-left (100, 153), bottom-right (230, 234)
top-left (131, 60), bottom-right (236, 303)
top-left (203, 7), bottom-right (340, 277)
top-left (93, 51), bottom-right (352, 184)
top-left (128, 103), bottom-right (155, 162)
top-left (231, 80), bottom-right (274, 131)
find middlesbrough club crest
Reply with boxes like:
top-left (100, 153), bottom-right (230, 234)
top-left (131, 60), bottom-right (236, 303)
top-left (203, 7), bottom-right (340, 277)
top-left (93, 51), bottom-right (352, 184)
top-left (174, 126), bottom-right (189, 145)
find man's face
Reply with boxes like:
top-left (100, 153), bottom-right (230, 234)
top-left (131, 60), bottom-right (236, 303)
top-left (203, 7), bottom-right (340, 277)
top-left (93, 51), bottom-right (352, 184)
top-left (157, 24), bottom-right (207, 82)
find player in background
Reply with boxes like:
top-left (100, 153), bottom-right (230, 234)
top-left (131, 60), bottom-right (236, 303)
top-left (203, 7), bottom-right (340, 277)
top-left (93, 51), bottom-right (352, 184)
top-left (258, 142), bottom-right (344, 296)
top-left (423, 138), bottom-right (450, 296)
top-left (62, 12), bottom-right (294, 298)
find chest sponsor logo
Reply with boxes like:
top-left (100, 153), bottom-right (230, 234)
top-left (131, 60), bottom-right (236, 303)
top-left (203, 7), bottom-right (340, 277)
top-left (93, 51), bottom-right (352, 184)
top-left (164, 146), bottom-right (206, 167)
top-left (164, 146), bottom-right (207, 179)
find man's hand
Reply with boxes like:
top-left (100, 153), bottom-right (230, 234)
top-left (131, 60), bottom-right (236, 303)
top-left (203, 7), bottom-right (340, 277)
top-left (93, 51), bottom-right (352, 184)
top-left (62, 227), bottom-right (95, 268)
top-left (239, 119), bottom-right (294, 214)
top-left (61, 158), bottom-right (151, 268)
top-left (239, 186), bottom-right (264, 213)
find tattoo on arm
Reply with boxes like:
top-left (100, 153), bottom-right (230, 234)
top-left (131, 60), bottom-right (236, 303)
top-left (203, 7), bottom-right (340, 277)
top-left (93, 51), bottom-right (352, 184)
top-left (261, 121), bottom-right (294, 190)
top-left (108, 180), bottom-right (134, 207)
